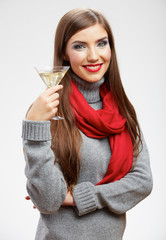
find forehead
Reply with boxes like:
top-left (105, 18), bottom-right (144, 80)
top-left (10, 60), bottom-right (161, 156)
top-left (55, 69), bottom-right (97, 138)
top-left (68, 24), bottom-right (108, 43)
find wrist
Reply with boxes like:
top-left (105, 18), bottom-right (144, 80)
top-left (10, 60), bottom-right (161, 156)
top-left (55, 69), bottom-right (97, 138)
top-left (62, 191), bottom-right (76, 206)
top-left (22, 120), bottom-right (51, 141)
top-left (26, 112), bottom-right (44, 121)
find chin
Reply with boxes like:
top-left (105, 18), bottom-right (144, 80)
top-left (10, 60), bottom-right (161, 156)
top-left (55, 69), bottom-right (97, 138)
top-left (82, 75), bottom-right (104, 83)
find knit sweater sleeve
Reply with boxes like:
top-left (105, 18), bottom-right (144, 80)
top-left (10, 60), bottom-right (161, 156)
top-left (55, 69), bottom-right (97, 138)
top-left (22, 120), bottom-right (67, 214)
top-left (73, 135), bottom-right (153, 216)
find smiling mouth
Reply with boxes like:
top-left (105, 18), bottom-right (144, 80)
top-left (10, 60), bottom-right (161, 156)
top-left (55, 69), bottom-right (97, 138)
top-left (83, 64), bottom-right (103, 72)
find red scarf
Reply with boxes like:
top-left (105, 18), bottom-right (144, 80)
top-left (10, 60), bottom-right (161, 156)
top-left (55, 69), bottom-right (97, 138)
top-left (70, 79), bottom-right (133, 185)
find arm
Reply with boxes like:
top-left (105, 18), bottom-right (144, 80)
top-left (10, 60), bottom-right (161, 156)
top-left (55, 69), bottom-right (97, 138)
top-left (22, 120), bottom-right (67, 214)
top-left (73, 135), bottom-right (153, 216)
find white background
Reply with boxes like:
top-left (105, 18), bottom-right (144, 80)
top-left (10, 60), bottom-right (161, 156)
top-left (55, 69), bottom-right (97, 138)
top-left (0, 0), bottom-right (165, 239)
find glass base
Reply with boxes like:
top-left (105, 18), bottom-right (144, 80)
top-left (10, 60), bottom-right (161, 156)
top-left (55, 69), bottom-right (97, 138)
top-left (52, 116), bottom-right (64, 120)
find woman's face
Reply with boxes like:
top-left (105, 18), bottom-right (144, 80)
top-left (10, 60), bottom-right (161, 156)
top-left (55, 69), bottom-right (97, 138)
top-left (65, 24), bottom-right (111, 82)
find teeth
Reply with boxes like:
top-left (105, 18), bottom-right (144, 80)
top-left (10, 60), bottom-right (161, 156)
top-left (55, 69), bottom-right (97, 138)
top-left (85, 65), bottom-right (101, 70)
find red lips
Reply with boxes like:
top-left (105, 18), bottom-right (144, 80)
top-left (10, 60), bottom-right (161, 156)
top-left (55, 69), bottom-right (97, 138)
top-left (83, 64), bottom-right (103, 72)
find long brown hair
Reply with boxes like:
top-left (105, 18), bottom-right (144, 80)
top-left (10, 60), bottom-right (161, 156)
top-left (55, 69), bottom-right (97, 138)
top-left (51, 8), bottom-right (142, 189)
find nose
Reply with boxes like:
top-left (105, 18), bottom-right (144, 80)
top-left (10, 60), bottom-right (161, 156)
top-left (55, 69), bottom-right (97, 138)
top-left (87, 47), bottom-right (99, 62)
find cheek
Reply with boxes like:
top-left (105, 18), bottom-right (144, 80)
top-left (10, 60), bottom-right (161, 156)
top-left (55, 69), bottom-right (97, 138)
top-left (104, 48), bottom-right (111, 62)
top-left (68, 52), bottom-right (84, 67)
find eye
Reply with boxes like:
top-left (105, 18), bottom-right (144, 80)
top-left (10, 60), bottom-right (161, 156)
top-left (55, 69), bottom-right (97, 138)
top-left (97, 40), bottom-right (108, 48)
top-left (73, 44), bottom-right (86, 50)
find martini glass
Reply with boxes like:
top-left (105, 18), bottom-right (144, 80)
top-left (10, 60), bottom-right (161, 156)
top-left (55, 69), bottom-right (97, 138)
top-left (35, 66), bottom-right (70, 120)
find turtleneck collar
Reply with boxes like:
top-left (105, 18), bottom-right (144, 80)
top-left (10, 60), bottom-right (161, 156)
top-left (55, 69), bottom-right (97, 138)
top-left (72, 74), bottom-right (105, 104)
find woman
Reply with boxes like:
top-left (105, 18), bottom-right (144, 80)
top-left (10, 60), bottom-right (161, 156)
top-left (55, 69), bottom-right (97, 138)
top-left (22, 8), bottom-right (153, 240)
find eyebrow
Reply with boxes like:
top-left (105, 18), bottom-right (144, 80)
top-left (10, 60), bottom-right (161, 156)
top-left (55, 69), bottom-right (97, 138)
top-left (71, 37), bottom-right (109, 45)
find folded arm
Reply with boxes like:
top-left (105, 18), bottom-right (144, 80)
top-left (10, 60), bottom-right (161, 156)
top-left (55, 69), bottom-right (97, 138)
top-left (73, 135), bottom-right (153, 216)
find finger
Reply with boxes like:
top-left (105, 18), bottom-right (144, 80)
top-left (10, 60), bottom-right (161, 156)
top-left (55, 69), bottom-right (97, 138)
top-left (25, 196), bottom-right (30, 200)
top-left (45, 99), bottom-right (59, 112)
top-left (44, 85), bottom-right (63, 97)
top-left (48, 92), bottom-right (59, 102)
top-left (50, 100), bottom-right (60, 109)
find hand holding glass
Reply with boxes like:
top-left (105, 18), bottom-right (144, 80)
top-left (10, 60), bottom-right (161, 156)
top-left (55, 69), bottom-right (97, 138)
top-left (35, 66), bottom-right (70, 120)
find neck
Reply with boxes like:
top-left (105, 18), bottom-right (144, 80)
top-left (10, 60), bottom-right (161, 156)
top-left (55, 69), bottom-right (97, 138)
top-left (72, 74), bottom-right (104, 103)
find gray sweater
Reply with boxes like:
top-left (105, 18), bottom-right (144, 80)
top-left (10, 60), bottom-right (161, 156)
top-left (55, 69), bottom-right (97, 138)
top-left (22, 76), bottom-right (153, 240)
